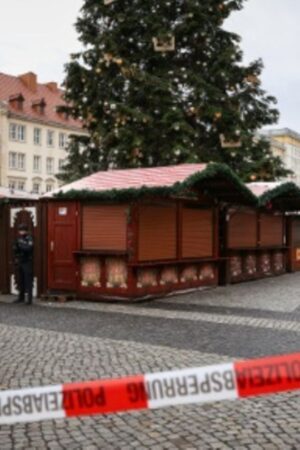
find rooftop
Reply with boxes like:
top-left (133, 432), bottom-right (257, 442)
top-left (247, 181), bottom-right (284, 197)
top-left (0, 186), bottom-right (39, 200)
top-left (49, 164), bottom-right (208, 195)
top-left (0, 71), bottom-right (83, 131)
top-left (46, 163), bottom-right (257, 205)
top-left (261, 128), bottom-right (300, 142)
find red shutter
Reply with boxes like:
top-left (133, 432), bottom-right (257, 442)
top-left (182, 208), bottom-right (213, 258)
top-left (138, 204), bottom-right (176, 261)
top-left (228, 210), bottom-right (257, 248)
top-left (292, 218), bottom-right (300, 246)
top-left (260, 213), bottom-right (283, 246)
top-left (82, 205), bottom-right (127, 250)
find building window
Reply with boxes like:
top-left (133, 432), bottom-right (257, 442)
top-left (18, 126), bottom-right (26, 142)
top-left (9, 124), bottom-right (17, 141)
top-left (47, 130), bottom-right (55, 147)
top-left (9, 152), bottom-right (25, 170)
top-left (9, 123), bottom-right (26, 142)
top-left (8, 179), bottom-right (16, 190)
top-left (34, 128), bottom-right (42, 145)
top-left (18, 180), bottom-right (25, 191)
top-left (33, 155), bottom-right (41, 173)
top-left (46, 183), bottom-right (54, 192)
top-left (8, 179), bottom-right (25, 191)
top-left (46, 157), bottom-right (54, 174)
top-left (59, 132), bottom-right (67, 149)
top-left (32, 182), bottom-right (40, 194)
top-left (18, 153), bottom-right (25, 170)
top-left (58, 158), bottom-right (65, 170)
top-left (9, 152), bottom-right (17, 169)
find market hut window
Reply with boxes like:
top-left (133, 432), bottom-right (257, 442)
top-left (227, 209), bottom-right (257, 249)
top-left (82, 205), bottom-right (128, 250)
top-left (260, 213), bottom-right (284, 247)
top-left (182, 207), bottom-right (213, 258)
top-left (138, 203), bottom-right (177, 261)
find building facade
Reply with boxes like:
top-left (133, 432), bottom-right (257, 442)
top-left (261, 128), bottom-right (300, 183)
top-left (0, 71), bottom-right (84, 194)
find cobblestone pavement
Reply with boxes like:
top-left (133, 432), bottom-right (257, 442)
top-left (1, 273), bottom-right (300, 448)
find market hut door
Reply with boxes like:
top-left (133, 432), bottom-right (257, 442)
top-left (9, 206), bottom-right (39, 297)
top-left (47, 203), bottom-right (79, 291)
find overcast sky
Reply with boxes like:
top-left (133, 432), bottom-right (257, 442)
top-left (0, 0), bottom-right (299, 130)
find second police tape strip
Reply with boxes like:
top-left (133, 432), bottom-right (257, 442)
top-left (0, 352), bottom-right (300, 425)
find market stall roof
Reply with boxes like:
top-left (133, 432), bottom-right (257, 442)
top-left (248, 181), bottom-right (300, 211)
top-left (247, 181), bottom-right (283, 197)
top-left (0, 186), bottom-right (39, 201)
top-left (47, 163), bottom-right (256, 205)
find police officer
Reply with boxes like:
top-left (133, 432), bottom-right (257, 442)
top-left (13, 223), bottom-right (34, 305)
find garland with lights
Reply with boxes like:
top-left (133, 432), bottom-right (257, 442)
top-left (60, 0), bottom-right (290, 183)
top-left (54, 163), bottom-right (257, 204)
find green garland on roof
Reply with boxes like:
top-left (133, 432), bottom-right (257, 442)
top-left (54, 185), bottom-right (177, 202)
top-left (259, 182), bottom-right (300, 207)
top-left (54, 163), bottom-right (257, 205)
top-left (182, 163), bottom-right (257, 203)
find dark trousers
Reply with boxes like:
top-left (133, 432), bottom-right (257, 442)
top-left (18, 263), bottom-right (33, 303)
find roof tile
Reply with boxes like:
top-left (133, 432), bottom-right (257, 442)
top-left (0, 72), bottom-right (82, 131)
top-left (48, 164), bottom-right (207, 196)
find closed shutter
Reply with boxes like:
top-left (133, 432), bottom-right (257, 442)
top-left (182, 208), bottom-right (213, 258)
top-left (228, 210), bottom-right (257, 249)
top-left (260, 213), bottom-right (283, 246)
top-left (82, 205), bottom-right (127, 250)
top-left (292, 219), bottom-right (300, 246)
top-left (138, 204), bottom-right (176, 261)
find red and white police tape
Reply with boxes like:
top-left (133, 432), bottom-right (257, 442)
top-left (1, 352), bottom-right (300, 425)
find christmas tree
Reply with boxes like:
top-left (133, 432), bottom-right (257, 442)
top-left (59, 0), bottom-right (290, 182)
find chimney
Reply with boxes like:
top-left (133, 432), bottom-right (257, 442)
top-left (19, 72), bottom-right (37, 92)
top-left (45, 82), bottom-right (58, 92)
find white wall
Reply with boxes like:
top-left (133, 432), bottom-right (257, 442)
top-left (1, 114), bottom-right (83, 193)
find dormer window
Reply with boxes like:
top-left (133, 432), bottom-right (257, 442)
top-left (56, 105), bottom-right (70, 120)
top-left (9, 93), bottom-right (24, 111)
top-left (32, 98), bottom-right (46, 115)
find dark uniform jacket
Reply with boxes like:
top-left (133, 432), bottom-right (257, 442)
top-left (13, 235), bottom-right (34, 265)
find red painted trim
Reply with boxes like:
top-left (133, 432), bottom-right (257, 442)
top-left (213, 206), bottom-right (219, 259)
top-left (177, 200), bottom-right (182, 260)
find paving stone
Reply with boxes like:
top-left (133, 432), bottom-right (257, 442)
top-left (2, 274), bottom-right (300, 447)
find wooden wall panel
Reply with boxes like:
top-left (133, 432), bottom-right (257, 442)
top-left (260, 214), bottom-right (284, 247)
top-left (82, 205), bottom-right (127, 250)
top-left (228, 210), bottom-right (257, 249)
top-left (292, 219), bottom-right (300, 246)
top-left (138, 204), bottom-right (176, 261)
top-left (182, 208), bottom-right (213, 258)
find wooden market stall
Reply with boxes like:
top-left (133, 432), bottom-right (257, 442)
top-left (221, 181), bottom-right (300, 284)
top-left (257, 182), bottom-right (300, 273)
top-left (0, 188), bottom-right (42, 296)
top-left (288, 213), bottom-right (300, 271)
top-left (43, 163), bottom-right (256, 300)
